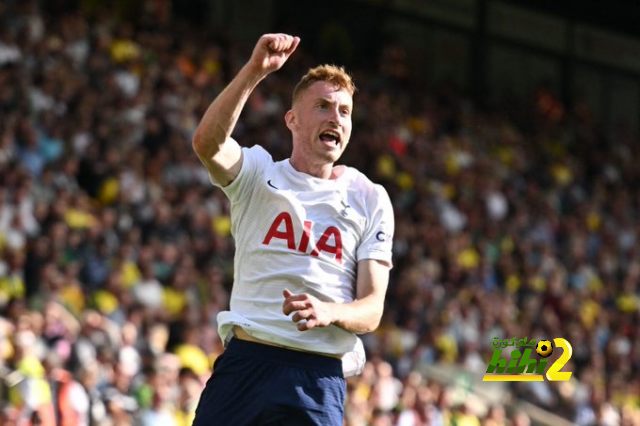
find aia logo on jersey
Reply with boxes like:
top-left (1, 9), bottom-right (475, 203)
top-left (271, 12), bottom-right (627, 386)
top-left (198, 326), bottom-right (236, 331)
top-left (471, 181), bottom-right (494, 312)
top-left (262, 212), bottom-right (343, 264)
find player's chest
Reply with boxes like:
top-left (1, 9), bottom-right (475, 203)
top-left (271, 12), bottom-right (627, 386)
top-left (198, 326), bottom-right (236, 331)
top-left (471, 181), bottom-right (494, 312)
top-left (253, 183), bottom-right (365, 262)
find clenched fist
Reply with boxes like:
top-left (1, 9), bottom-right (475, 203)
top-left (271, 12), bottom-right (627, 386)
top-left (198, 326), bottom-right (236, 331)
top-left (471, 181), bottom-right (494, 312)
top-left (248, 34), bottom-right (300, 77)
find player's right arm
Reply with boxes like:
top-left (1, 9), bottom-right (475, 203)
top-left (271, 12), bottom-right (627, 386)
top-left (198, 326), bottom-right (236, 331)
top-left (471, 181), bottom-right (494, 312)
top-left (192, 34), bottom-right (300, 187)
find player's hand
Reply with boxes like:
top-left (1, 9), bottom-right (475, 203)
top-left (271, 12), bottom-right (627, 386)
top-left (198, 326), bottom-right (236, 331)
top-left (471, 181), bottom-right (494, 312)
top-left (248, 34), bottom-right (300, 77)
top-left (282, 289), bottom-right (335, 331)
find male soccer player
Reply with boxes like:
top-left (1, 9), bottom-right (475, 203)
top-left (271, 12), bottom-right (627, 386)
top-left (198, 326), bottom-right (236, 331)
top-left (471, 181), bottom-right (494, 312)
top-left (191, 33), bottom-right (394, 425)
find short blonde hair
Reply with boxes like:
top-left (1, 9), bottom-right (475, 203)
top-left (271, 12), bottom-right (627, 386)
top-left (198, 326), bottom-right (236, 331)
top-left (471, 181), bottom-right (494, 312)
top-left (292, 65), bottom-right (356, 105)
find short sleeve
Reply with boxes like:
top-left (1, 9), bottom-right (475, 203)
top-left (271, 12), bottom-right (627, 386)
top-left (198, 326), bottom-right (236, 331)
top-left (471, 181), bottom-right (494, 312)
top-left (210, 143), bottom-right (273, 205)
top-left (356, 184), bottom-right (394, 268)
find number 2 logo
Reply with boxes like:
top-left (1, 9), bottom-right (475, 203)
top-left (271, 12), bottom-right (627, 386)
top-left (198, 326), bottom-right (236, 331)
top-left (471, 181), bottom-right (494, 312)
top-left (546, 338), bottom-right (573, 381)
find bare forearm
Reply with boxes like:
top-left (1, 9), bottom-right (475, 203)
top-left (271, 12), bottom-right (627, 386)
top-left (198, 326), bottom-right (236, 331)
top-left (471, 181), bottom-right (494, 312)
top-left (331, 260), bottom-right (390, 334)
top-left (283, 260), bottom-right (390, 334)
top-left (192, 35), bottom-right (299, 185)
top-left (330, 296), bottom-right (384, 334)
top-left (192, 65), bottom-right (265, 157)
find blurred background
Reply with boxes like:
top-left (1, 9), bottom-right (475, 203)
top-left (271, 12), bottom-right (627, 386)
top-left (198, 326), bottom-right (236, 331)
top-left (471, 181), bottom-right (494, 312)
top-left (1, 0), bottom-right (640, 425)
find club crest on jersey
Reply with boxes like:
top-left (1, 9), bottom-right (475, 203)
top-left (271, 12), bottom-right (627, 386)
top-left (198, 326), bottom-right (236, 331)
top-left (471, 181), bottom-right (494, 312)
top-left (262, 212), bottom-right (343, 264)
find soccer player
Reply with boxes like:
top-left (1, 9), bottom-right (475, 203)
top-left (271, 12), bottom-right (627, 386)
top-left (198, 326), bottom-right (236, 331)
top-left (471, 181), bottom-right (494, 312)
top-left (191, 33), bottom-right (394, 425)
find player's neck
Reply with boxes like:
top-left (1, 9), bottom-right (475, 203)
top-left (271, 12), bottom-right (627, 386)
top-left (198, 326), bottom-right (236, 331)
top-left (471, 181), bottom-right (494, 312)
top-left (289, 156), bottom-right (337, 180)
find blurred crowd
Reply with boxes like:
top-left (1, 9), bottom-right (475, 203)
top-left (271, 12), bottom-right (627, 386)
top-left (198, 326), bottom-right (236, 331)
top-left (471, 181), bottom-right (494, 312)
top-left (1, 1), bottom-right (640, 425)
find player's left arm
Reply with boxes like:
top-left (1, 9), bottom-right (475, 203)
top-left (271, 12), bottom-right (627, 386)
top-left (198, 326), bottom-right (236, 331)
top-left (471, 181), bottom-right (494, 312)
top-left (282, 259), bottom-right (390, 334)
top-left (333, 258), bottom-right (391, 333)
top-left (283, 182), bottom-right (393, 334)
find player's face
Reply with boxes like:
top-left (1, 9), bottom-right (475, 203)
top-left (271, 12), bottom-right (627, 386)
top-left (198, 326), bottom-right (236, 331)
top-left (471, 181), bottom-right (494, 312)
top-left (287, 81), bottom-right (353, 164)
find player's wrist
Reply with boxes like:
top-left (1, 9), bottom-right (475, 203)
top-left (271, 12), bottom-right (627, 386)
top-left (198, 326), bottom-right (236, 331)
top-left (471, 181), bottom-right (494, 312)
top-left (238, 63), bottom-right (269, 88)
top-left (325, 302), bottom-right (341, 327)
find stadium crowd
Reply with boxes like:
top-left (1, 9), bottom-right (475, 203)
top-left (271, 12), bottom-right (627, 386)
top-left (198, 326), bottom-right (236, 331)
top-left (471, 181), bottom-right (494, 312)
top-left (1, 1), bottom-right (640, 425)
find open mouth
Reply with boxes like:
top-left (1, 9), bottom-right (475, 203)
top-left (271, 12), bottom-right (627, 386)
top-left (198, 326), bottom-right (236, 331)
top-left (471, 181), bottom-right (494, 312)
top-left (319, 130), bottom-right (341, 146)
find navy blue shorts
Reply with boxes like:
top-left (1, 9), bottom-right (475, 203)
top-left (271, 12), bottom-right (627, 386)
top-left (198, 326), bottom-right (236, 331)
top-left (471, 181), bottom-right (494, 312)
top-left (192, 338), bottom-right (346, 426)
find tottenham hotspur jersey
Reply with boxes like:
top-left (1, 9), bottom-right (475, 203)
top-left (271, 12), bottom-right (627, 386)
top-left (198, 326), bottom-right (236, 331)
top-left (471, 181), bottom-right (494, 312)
top-left (210, 143), bottom-right (394, 362)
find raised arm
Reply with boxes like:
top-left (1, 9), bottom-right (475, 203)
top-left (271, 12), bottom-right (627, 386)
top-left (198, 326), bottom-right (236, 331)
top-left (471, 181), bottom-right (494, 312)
top-left (192, 34), bottom-right (300, 186)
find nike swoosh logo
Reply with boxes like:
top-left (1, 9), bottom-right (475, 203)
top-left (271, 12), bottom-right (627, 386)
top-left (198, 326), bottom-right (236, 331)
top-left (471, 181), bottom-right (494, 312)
top-left (267, 180), bottom-right (278, 190)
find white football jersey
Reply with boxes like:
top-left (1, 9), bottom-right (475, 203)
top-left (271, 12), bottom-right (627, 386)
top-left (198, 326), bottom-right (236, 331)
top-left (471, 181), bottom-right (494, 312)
top-left (211, 143), bottom-right (394, 362)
